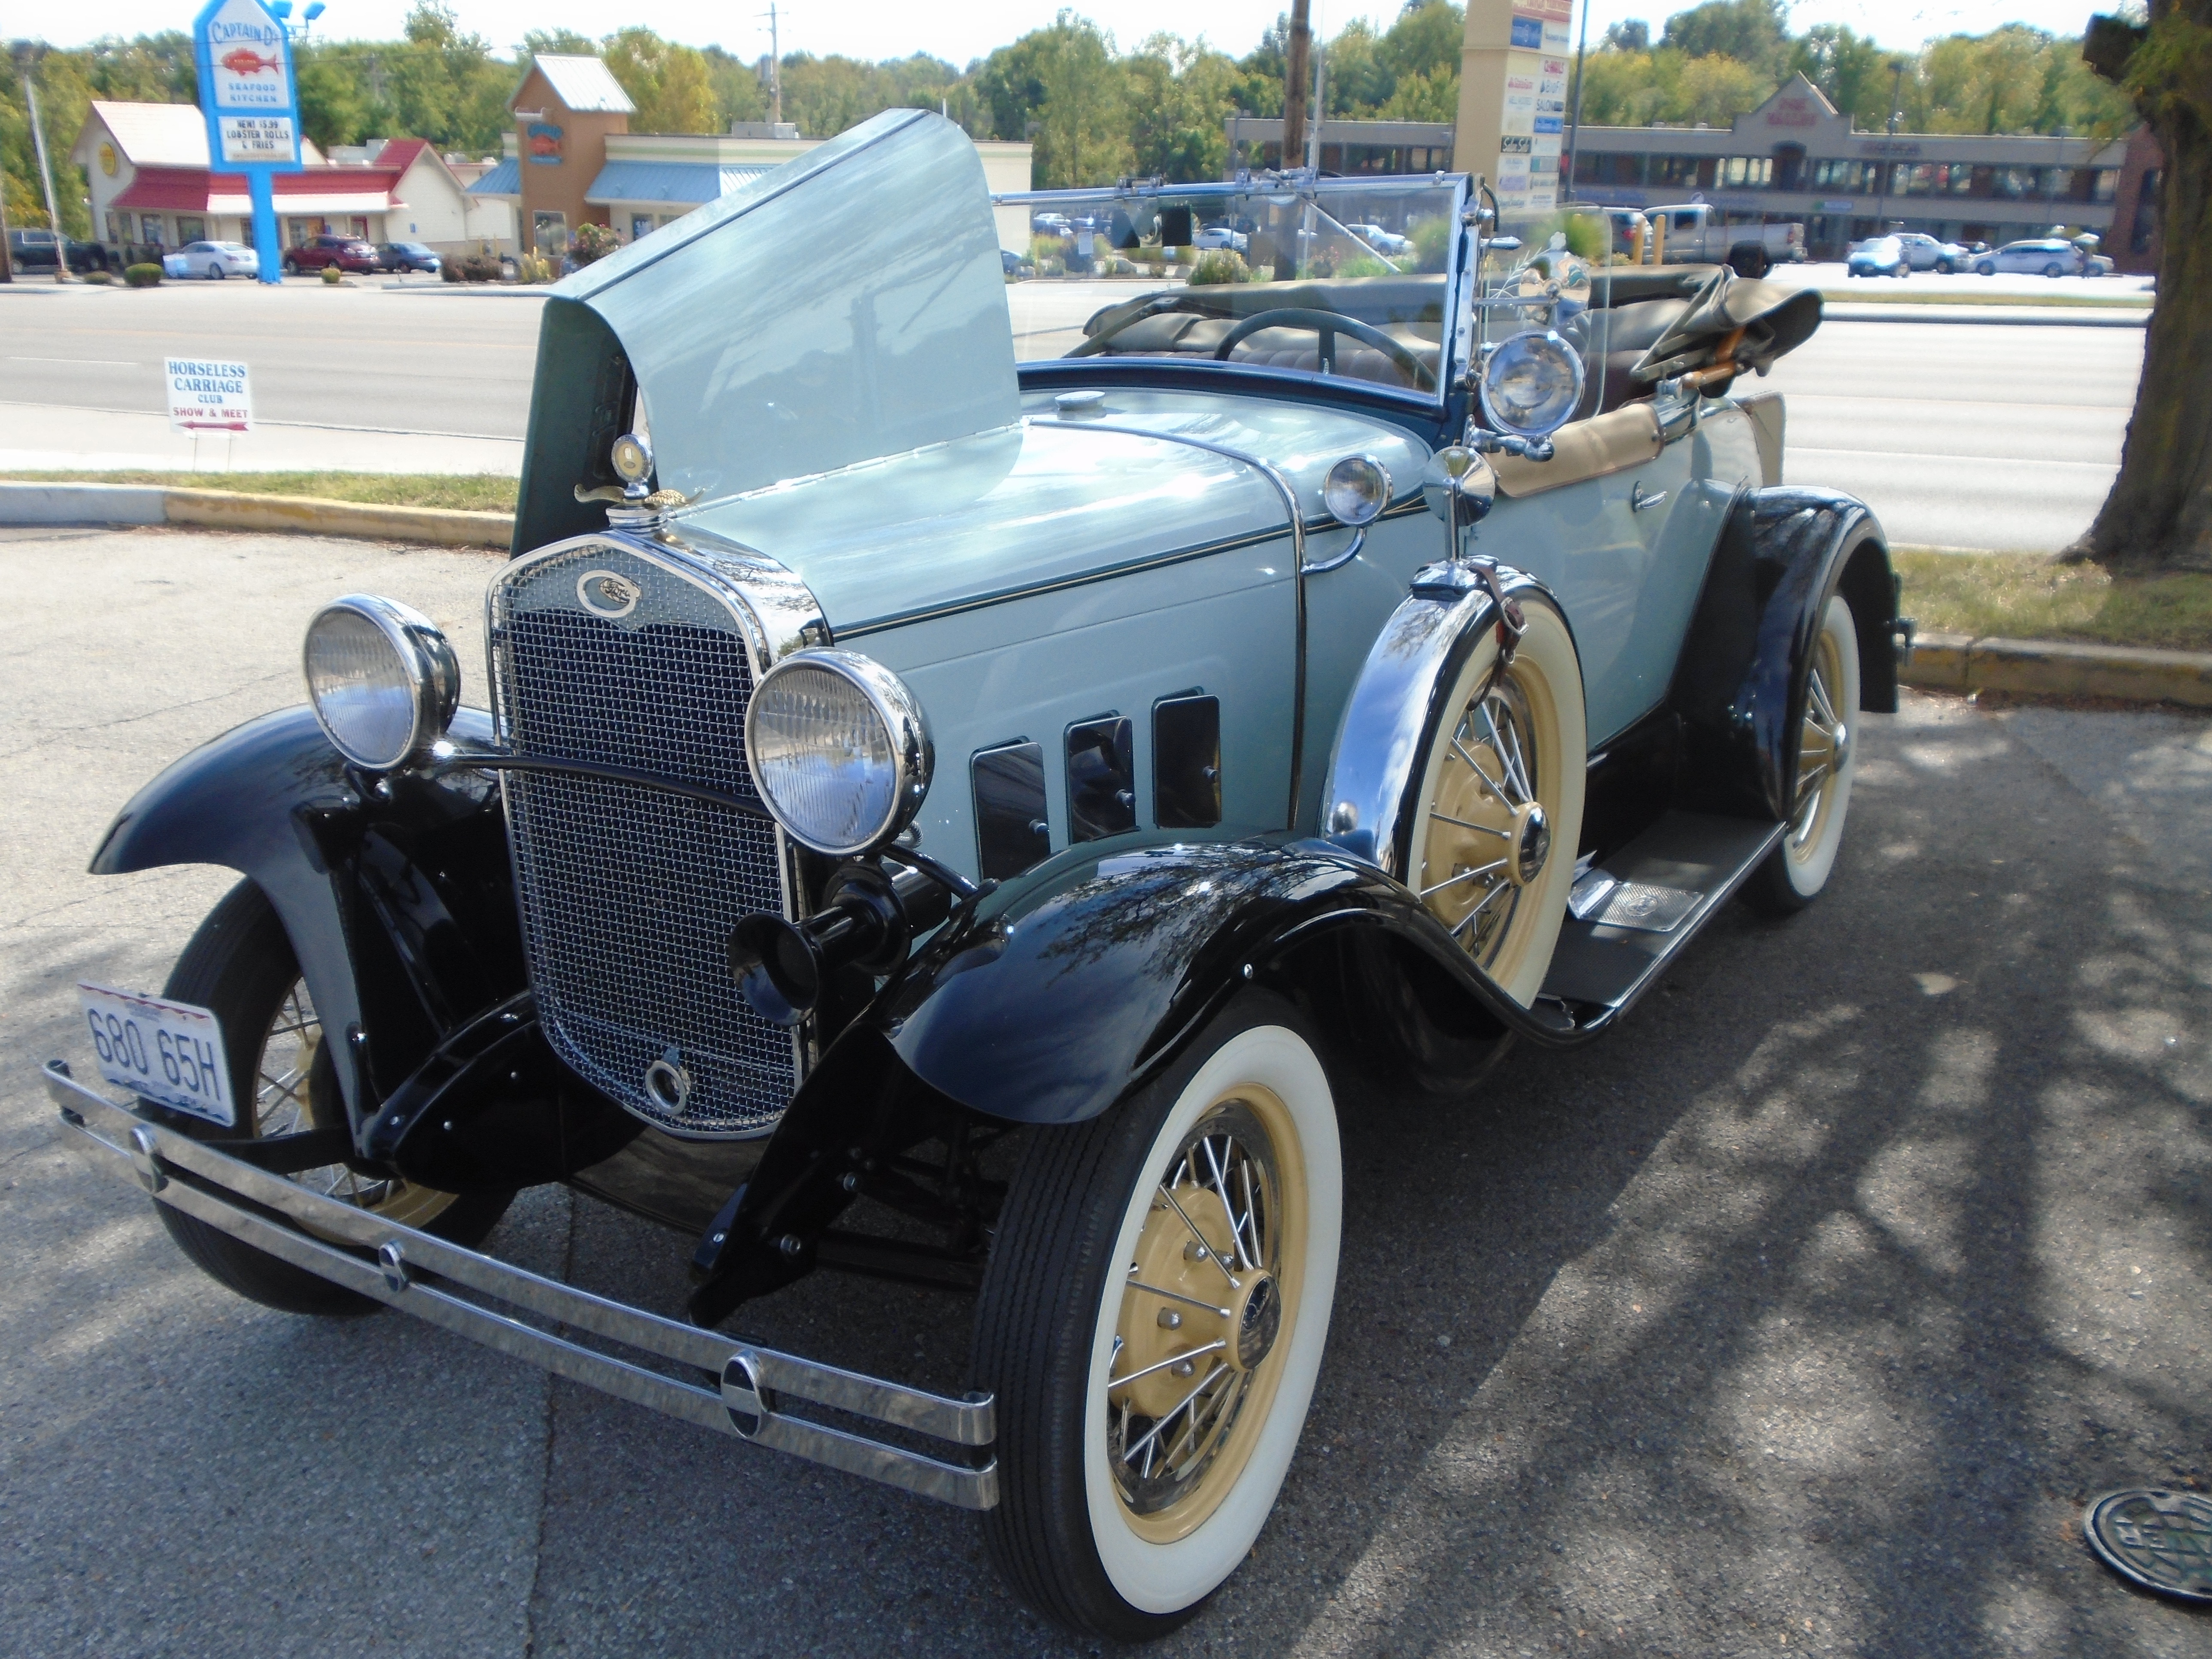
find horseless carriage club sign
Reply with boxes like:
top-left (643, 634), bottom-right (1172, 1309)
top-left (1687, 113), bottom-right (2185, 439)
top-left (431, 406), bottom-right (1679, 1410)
top-left (164, 359), bottom-right (254, 434)
top-left (192, 0), bottom-right (303, 285)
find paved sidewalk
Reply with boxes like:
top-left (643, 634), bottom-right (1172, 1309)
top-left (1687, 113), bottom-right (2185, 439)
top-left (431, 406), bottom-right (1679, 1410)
top-left (1, 526), bottom-right (2204, 1658)
top-left (0, 401), bottom-right (522, 475)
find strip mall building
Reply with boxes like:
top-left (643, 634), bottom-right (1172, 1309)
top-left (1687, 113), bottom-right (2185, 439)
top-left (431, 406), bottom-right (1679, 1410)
top-left (1225, 75), bottom-right (2163, 273)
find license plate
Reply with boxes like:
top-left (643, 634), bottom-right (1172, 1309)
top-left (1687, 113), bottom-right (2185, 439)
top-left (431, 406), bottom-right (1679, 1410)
top-left (75, 983), bottom-right (234, 1128)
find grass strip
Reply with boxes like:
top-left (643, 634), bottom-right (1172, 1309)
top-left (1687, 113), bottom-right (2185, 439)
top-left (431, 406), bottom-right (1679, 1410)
top-left (1897, 549), bottom-right (2212, 654)
top-left (1815, 287), bottom-right (2152, 309)
top-left (0, 469), bottom-right (517, 513)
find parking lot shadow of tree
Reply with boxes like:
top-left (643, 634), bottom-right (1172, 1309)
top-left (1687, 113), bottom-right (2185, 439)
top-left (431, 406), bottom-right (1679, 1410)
top-left (448, 700), bottom-right (2211, 1657)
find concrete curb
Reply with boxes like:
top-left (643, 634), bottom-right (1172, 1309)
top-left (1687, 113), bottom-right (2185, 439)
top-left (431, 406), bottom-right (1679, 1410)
top-left (1819, 304), bottom-right (2150, 328)
top-left (1903, 629), bottom-right (2212, 708)
top-left (0, 480), bottom-right (513, 549)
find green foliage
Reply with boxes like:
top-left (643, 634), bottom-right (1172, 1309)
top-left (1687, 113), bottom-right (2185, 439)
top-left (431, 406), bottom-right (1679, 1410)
top-left (320, 263), bottom-right (343, 283)
top-left (1334, 252), bottom-right (1399, 277)
top-left (1187, 249), bottom-right (1251, 285)
top-left (568, 222), bottom-right (620, 266)
top-left (123, 263), bottom-right (161, 286)
top-left (1407, 215), bottom-right (1455, 273)
top-left (603, 30), bottom-right (718, 134)
top-left (441, 252), bottom-right (504, 282)
top-left (1660, 0), bottom-right (1791, 77)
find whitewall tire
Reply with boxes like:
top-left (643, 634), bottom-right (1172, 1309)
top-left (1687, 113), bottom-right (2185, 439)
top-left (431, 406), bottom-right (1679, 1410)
top-left (972, 996), bottom-right (1341, 1639)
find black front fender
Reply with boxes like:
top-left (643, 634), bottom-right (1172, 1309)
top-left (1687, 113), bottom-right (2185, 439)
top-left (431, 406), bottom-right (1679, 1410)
top-left (90, 705), bottom-right (526, 1124)
top-left (692, 832), bottom-right (1563, 1322)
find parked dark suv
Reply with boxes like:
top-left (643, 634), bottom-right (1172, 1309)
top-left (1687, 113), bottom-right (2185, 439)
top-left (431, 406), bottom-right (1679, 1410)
top-left (8, 228), bottom-right (109, 274)
top-left (281, 234), bottom-right (381, 275)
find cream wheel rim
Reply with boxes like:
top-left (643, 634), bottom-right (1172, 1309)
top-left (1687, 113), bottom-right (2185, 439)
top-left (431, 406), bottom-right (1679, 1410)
top-left (254, 977), bottom-right (458, 1231)
top-left (1105, 1091), bottom-right (1308, 1544)
top-left (1787, 624), bottom-right (1848, 868)
top-left (1415, 662), bottom-right (1565, 991)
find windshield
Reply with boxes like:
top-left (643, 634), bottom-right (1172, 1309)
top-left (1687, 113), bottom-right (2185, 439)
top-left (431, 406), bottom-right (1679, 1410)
top-left (997, 175), bottom-right (1465, 402)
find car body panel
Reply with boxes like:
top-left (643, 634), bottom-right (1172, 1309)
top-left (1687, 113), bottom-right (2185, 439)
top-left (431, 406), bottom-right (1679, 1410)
top-left (552, 108), bottom-right (1017, 507)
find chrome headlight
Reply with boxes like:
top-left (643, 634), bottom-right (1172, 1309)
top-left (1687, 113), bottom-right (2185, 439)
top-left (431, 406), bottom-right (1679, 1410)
top-left (302, 594), bottom-right (459, 769)
top-left (1323, 455), bottom-right (1392, 526)
top-left (1479, 328), bottom-right (1586, 441)
top-left (744, 650), bottom-right (932, 857)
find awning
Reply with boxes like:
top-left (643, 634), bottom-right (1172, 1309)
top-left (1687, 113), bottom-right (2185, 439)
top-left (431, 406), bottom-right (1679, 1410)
top-left (468, 158), bottom-right (522, 198)
top-left (583, 160), bottom-right (772, 207)
top-left (113, 164), bottom-right (402, 216)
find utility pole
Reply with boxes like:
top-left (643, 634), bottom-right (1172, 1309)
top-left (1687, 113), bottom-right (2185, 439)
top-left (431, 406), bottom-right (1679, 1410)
top-left (1307, 36), bottom-right (1327, 172)
top-left (1281, 0), bottom-right (1311, 170)
top-left (1887, 59), bottom-right (1905, 136)
top-left (14, 43), bottom-right (65, 246)
top-left (762, 2), bottom-right (782, 128)
top-left (1564, 0), bottom-right (1592, 204)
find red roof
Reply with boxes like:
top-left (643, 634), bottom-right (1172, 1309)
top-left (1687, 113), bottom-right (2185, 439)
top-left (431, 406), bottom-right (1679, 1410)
top-left (112, 163), bottom-right (406, 211)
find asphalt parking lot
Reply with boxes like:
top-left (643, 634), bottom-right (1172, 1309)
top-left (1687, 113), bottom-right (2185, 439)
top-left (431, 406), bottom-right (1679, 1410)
top-left (2, 527), bottom-right (2206, 1657)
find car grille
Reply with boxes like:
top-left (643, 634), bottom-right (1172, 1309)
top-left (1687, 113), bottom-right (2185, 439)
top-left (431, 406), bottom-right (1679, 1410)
top-left (489, 540), bottom-right (798, 1136)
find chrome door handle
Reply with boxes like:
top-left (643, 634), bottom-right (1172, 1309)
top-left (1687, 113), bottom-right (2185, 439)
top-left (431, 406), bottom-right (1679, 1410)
top-left (1631, 482), bottom-right (1668, 513)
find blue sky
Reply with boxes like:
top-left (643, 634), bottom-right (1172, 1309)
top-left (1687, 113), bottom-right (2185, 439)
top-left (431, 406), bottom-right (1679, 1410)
top-left (36, 1), bottom-right (2112, 63)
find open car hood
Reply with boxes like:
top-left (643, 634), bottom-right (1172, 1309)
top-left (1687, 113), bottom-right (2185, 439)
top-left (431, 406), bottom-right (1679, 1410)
top-left (511, 109), bottom-right (1019, 551)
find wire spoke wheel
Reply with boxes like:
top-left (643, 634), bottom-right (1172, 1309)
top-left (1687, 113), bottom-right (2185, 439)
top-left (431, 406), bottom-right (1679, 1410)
top-left (251, 978), bottom-right (455, 1230)
top-left (973, 998), bottom-right (1341, 1639)
top-left (1105, 1098), bottom-right (1299, 1534)
top-left (1749, 591), bottom-right (1862, 914)
top-left (150, 878), bottom-right (510, 1314)
top-left (1406, 597), bottom-right (1585, 1005)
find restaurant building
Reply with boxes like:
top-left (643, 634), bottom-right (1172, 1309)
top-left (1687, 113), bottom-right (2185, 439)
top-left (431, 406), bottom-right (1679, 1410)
top-left (69, 100), bottom-right (504, 256)
top-left (467, 55), bottom-right (1034, 257)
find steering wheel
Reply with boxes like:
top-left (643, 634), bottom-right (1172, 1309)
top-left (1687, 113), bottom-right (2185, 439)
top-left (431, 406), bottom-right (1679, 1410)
top-left (1210, 307), bottom-right (1436, 390)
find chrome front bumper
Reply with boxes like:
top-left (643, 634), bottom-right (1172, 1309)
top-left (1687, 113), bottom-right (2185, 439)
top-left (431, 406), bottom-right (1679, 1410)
top-left (45, 1060), bottom-right (997, 1510)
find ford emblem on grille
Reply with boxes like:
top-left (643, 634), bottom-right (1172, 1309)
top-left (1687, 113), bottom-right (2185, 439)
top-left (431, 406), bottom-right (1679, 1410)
top-left (577, 570), bottom-right (641, 618)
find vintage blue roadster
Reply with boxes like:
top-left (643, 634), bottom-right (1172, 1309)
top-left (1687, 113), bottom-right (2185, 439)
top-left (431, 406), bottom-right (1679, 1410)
top-left (50, 111), bottom-right (1904, 1638)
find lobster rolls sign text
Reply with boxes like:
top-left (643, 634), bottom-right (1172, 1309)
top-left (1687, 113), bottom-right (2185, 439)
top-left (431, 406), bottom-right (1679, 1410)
top-left (193, 0), bottom-right (302, 169)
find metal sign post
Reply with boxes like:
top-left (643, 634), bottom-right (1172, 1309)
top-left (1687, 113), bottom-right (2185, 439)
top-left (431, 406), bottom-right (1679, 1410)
top-left (191, 0), bottom-right (304, 286)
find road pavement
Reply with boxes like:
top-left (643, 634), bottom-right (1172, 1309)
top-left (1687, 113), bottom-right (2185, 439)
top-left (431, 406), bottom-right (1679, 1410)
top-left (2, 526), bottom-right (2206, 1656)
top-left (2, 278), bottom-right (2143, 552)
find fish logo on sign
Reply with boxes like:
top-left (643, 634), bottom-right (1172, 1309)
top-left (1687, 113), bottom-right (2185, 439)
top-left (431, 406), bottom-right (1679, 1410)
top-left (221, 46), bottom-right (280, 74)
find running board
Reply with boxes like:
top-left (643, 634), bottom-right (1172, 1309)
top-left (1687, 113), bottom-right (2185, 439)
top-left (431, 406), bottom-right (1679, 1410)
top-left (1539, 811), bottom-right (1787, 1025)
top-left (44, 1061), bottom-right (997, 1511)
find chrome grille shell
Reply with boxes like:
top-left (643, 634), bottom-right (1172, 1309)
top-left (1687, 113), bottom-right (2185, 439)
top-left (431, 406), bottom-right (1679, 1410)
top-left (487, 530), bottom-right (813, 1138)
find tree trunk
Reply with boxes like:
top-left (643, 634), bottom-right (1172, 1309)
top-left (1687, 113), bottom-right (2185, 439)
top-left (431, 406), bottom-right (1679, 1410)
top-left (2078, 3), bottom-right (2212, 571)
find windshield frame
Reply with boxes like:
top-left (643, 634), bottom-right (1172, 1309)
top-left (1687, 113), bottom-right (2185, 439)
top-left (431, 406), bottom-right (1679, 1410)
top-left (993, 170), bottom-right (1474, 411)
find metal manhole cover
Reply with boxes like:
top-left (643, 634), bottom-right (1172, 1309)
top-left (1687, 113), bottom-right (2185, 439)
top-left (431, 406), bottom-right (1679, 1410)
top-left (2084, 1488), bottom-right (2212, 1604)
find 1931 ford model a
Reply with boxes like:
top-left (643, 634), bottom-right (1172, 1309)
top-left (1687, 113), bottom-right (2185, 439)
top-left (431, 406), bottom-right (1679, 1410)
top-left (49, 112), bottom-right (1904, 1638)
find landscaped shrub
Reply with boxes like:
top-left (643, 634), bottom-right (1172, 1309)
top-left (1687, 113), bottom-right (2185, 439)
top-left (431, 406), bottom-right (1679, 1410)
top-left (519, 252), bottom-right (555, 283)
top-left (1188, 250), bottom-right (1251, 286)
top-left (1407, 216), bottom-right (1453, 273)
top-left (569, 223), bottom-right (620, 267)
top-left (123, 263), bottom-right (162, 287)
top-left (442, 254), bottom-right (504, 283)
top-left (320, 264), bottom-right (342, 284)
top-left (82, 269), bottom-right (114, 284)
top-left (1334, 253), bottom-right (1399, 278)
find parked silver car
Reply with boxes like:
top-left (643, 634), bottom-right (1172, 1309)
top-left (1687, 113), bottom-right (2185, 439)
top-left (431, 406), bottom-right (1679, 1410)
top-left (161, 240), bottom-right (260, 280)
top-left (1972, 238), bottom-right (2081, 277)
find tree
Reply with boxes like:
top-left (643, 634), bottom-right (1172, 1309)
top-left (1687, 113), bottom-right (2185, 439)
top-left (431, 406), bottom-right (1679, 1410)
top-left (603, 29), bottom-right (718, 134)
top-left (2074, 5), bottom-right (2212, 571)
top-left (1031, 13), bottom-right (1130, 186)
top-left (1660, 0), bottom-right (1790, 76)
top-left (700, 46), bottom-right (769, 126)
top-left (1604, 21), bottom-right (1651, 53)
top-left (1789, 24), bottom-right (1888, 126)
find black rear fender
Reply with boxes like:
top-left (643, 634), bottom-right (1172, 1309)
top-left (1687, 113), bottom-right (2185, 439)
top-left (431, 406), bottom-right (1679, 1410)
top-left (1669, 486), bottom-right (1896, 822)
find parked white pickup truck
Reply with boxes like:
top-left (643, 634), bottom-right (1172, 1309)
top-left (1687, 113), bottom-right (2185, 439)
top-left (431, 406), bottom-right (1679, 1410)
top-left (1647, 203), bottom-right (1805, 276)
